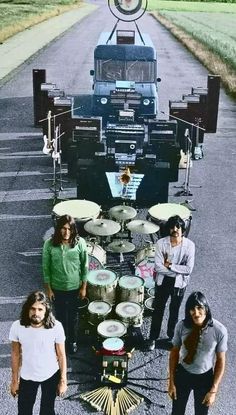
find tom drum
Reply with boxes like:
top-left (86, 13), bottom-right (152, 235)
top-left (115, 301), bottom-right (143, 327)
top-left (97, 319), bottom-right (127, 339)
top-left (87, 300), bottom-right (112, 326)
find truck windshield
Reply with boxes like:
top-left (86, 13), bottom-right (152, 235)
top-left (95, 59), bottom-right (155, 82)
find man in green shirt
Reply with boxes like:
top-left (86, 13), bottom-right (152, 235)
top-left (42, 214), bottom-right (88, 354)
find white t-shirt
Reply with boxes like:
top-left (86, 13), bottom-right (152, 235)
top-left (9, 320), bottom-right (65, 382)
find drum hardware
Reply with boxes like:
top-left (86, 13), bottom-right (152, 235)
top-left (147, 202), bottom-right (192, 237)
top-left (84, 219), bottom-right (121, 236)
top-left (126, 220), bottom-right (160, 235)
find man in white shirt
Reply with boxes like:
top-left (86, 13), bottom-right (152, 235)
top-left (9, 291), bottom-right (67, 415)
top-left (147, 215), bottom-right (195, 350)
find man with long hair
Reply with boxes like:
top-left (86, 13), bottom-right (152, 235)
top-left (168, 291), bottom-right (228, 415)
top-left (42, 214), bottom-right (88, 353)
top-left (147, 215), bottom-right (195, 350)
top-left (9, 291), bottom-right (67, 415)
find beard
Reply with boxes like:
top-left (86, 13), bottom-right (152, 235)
top-left (30, 316), bottom-right (44, 325)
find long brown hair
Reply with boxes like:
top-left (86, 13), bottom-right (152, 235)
top-left (20, 291), bottom-right (55, 329)
top-left (52, 214), bottom-right (78, 247)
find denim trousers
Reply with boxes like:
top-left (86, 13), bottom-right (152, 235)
top-left (53, 289), bottom-right (78, 344)
top-left (150, 277), bottom-right (186, 340)
top-left (18, 370), bottom-right (60, 415)
top-left (172, 364), bottom-right (214, 415)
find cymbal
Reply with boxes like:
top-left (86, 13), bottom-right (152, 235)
top-left (126, 219), bottom-right (160, 234)
top-left (106, 240), bottom-right (136, 253)
top-left (109, 205), bottom-right (137, 221)
top-left (84, 219), bottom-right (121, 236)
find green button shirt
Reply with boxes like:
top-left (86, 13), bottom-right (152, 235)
top-left (42, 237), bottom-right (88, 291)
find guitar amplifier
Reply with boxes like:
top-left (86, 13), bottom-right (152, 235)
top-left (71, 117), bottom-right (102, 142)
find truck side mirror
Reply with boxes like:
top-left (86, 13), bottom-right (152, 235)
top-left (90, 69), bottom-right (94, 76)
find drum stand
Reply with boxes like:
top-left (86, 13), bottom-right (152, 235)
top-left (174, 128), bottom-right (201, 209)
top-left (44, 123), bottom-right (67, 204)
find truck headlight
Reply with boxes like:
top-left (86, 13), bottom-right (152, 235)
top-left (143, 98), bottom-right (150, 106)
top-left (101, 97), bottom-right (108, 105)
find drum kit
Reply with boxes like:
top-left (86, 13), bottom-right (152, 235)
top-left (52, 199), bottom-right (193, 345)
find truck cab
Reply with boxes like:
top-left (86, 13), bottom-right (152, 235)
top-left (90, 30), bottom-right (159, 121)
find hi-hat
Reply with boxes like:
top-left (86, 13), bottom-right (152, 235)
top-left (109, 205), bottom-right (137, 221)
top-left (106, 240), bottom-right (136, 253)
top-left (84, 219), bottom-right (121, 236)
top-left (126, 219), bottom-right (160, 234)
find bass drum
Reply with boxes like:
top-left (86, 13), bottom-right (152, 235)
top-left (115, 301), bottom-right (143, 327)
top-left (52, 199), bottom-right (100, 236)
top-left (87, 269), bottom-right (118, 305)
top-left (86, 242), bottom-right (106, 270)
top-left (148, 203), bottom-right (192, 237)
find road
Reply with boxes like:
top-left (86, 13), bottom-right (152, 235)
top-left (0, 1), bottom-right (236, 414)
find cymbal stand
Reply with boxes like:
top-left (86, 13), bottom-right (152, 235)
top-left (174, 128), bottom-right (201, 210)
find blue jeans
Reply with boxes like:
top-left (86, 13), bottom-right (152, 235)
top-left (172, 364), bottom-right (214, 415)
top-left (18, 370), bottom-right (60, 415)
top-left (150, 277), bottom-right (186, 340)
top-left (53, 289), bottom-right (78, 344)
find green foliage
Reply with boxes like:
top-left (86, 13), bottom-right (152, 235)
top-left (159, 11), bottom-right (236, 70)
top-left (147, 0), bottom-right (236, 11)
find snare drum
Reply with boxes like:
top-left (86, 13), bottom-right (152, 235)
top-left (118, 276), bottom-right (144, 303)
top-left (87, 269), bottom-right (118, 305)
top-left (102, 337), bottom-right (125, 355)
top-left (87, 242), bottom-right (106, 270)
top-left (88, 300), bottom-right (111, 326)
top-left (52, 199), bottom-right (100, 235)
top-left (115, 301), bottom-right (143, 327)
top-left (148, 203), bottom-right (192, 237)
top-left (97, 319), bottom-right (127, 338)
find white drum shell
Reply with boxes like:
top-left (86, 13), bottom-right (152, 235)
top-left (87, 300), bottom-right (111, 326)
top-left (87, 242), bottom-right (106, 270)
top-left (87, 270), bottom-right (118, 305)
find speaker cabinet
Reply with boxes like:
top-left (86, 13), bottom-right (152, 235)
top-left (206, 75), bottom-right (220, 133)
top-left (32, 69), bottom-right (46, 126)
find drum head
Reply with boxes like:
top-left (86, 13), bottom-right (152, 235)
top-left (88, 300), bottom-right (111, 315)
top-left (97, 320), bottom-right (127, 338)
top-left (102, 337), bottom-right (124, 352)
top-left (145, 297), bottom-right (155, 311)
top-left (148, 287), bottom-right (155, 297)
top-left (52, 199), bottom-right (100, 220)
top-left (116, 301), bottom-right (142, 318)
top-left (119, 276), bottom-right (144, 289)
top-left (148, 203), bottom-right (191, 221)
top-left (87, 269), bottom-right (117, 286)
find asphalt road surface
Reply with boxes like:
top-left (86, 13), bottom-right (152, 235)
top-left (0, 1), bottom-right (236, 414)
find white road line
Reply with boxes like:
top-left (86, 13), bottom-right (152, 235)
top-left (18, 248), bottom-right (42, 257)
top-left (0, 133), bottom-right (42, 141)
top-left (0, 296), bottom-right (26, 305)
top-left (0, 214), bottom-right (51, 220)
top-left (0, 187), bottom-right (76, 202)
top-left (0, 155), bottom-right (45, 159)
top-left (0, 171), bottom-right (52, 177)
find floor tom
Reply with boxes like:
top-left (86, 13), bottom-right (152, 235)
top-left (118, 276), bottom-right (144, 303)
top-left (87, 269), bottom-right (118, 305)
